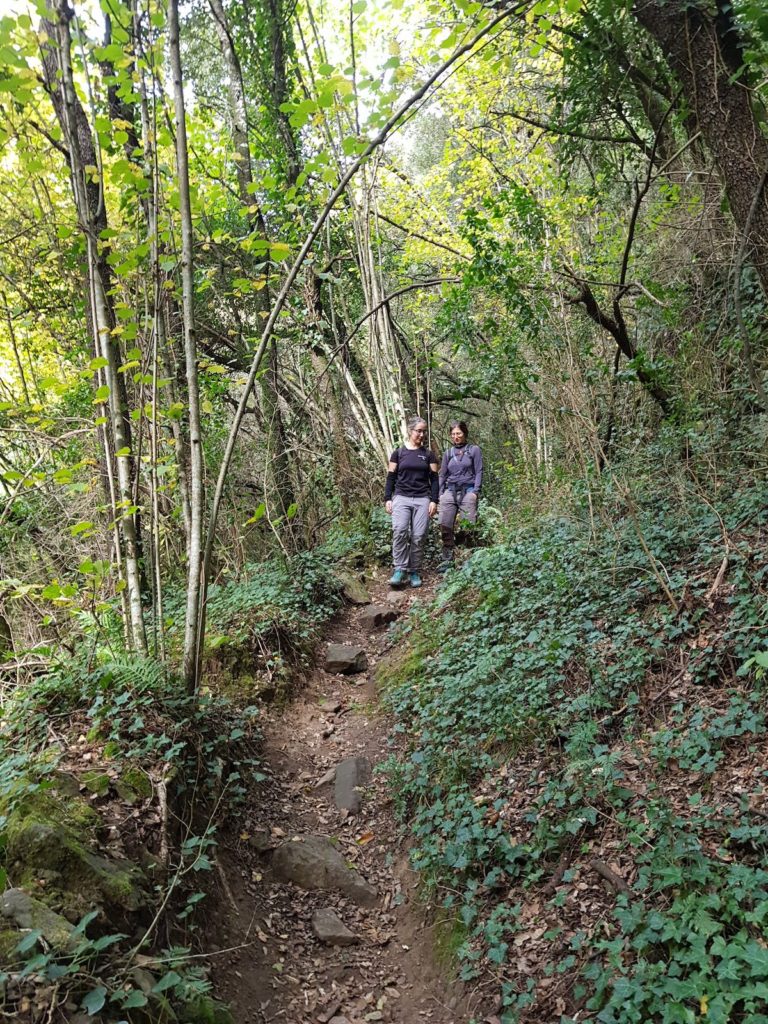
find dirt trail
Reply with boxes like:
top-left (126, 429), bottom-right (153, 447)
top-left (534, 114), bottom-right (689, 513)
top-left (208, 569), bottom-right (482, 1024)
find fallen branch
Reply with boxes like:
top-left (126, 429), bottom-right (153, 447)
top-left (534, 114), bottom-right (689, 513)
top-left (542, 845), bottom-right (576, 898)
top-left (589, 858), bottom-right (633, 897)
top-left (215, 857), bottom-right (240, 915)
top-left (705, 553), bottom-right (729, 605)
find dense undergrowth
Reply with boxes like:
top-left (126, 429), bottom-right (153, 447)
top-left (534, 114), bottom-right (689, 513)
top-left (379, 432), bottom-right (768, 1024)
top-left (0, 545), bottom-right (345, 1020)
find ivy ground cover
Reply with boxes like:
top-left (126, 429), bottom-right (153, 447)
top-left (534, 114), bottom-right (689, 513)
top-left (380, 469), bottom-right (768, 1024)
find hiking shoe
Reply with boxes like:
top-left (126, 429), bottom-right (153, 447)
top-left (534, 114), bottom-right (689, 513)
top-left (409, 572), bottom-right (423, 588)
top-left (389, 569), bottom-right (407, 587)
top-left (437, 560), bottom-right (453, 575)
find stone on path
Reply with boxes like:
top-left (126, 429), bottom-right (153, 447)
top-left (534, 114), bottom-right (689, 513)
top-left (0, 889), bottom-right (76, 951)
top-left (325, 644), bottom-right (368, 674)
top-left (334, 756), bottom-right (370, 815)
top-left (312, 907), bottom-right (359, 946)
top-left (384, 590), bottom-right (409, 608)
top-left (247, 827), bottom-right (274, 852)
top-left (337, 572), bottom-right (370, 605)
top-left (358, 605), bottom-right (397, 631)
top-left (314, 766), bottom-right (337, 789)
top-left (271, 835), bottom-right (378, 906)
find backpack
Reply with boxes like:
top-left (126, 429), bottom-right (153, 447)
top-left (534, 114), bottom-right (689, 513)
top-left (448, 444), bottom-right (476, 463)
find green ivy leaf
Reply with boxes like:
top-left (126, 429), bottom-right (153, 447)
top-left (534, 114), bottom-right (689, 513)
top-left (81, 985), bottom-right (107, 1016)
top-left (151, 970), bottom-right (181, 993)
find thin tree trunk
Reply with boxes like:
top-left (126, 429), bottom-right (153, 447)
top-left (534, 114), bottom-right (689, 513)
top-left (133, 3), bottom-right (167, 658)
top-left (169, 0), bottom-right (205, 694)
top-left (41, 0), bottom-right (147, 653)
top-left (634, 1), bottom-right (768, 296)
top-left (208, 0), bottom-right (297, 538)
top-left (3, 294), bottom-right (31, 405)
top-left (304, 269), bottom-right (355, 507)
top-left (133, 0), bottom-right (193, 542)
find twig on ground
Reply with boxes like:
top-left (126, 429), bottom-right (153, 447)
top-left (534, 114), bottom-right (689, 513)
top-left (215, 857), bottom-right (240, 914)
top-left (706, 553), bottom-right (730, 605)
top-left (156, 773), bottom-right (169, 867)
top-left (589, 858), bottom-right (633, 897)
top-left (542, 845), bottom-right (576, 898)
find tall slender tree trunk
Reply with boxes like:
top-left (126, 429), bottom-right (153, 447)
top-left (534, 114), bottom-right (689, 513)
top-left (208, 0), bottom-right (297, 543)
top-left (304, 268), bottom-right (356, 508)
top-left (633, 1), bottom-right (768, 296)
top-left (41, 0), bottom-right (147, 653)
top-left (169, 0), bottom-right (205, 693)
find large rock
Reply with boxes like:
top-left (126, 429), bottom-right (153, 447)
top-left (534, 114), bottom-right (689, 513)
top-left (334, 757), bottom-right (370, 815)
top-left (6, 789), bottom-right (145, 914)
top-left (324, 644), bottom-right (368, 675)
top-left (114, 767), bottom-right (152, 805)
top-left (337, 572), bottom-right (370, 606)
top-left (0, 889), bottom-right (76, 951)
top-left (312, 908), bottom-right (359, 946)
top-left (358, 605), bottom-right (397, 631)
top-left (271, 835), bottom-right (378, 906)
top-left (384, 590), bottom-right (409, 608)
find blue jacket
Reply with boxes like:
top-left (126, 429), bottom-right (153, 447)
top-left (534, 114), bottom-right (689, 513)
top-left (438, 444), bottom-right (483, 495)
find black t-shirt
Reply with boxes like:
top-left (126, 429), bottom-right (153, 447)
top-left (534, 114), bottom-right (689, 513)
top-left (388, 446), bottom-right (438, 500)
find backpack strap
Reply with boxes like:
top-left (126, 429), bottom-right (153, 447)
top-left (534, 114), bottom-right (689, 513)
top-left (449, 444), bottom-right (474, 461)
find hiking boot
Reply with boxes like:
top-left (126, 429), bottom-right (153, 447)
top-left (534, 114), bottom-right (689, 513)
top-left (437, 560), bottom-right (453, 575)
top-left (389, 569), bottom-right (407, 587)
top-left (409, 572), bottom-right (423, 588)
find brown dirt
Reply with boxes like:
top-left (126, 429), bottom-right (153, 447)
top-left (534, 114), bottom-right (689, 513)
top-left (207, 568), bottom-right (485, 1024)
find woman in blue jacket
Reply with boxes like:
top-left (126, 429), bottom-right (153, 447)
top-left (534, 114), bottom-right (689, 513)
top-left (437, 421), bottom-right (483, 571)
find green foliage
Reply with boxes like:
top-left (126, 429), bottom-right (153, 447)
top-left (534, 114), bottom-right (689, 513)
top-left (589, 851), bottom-right (768, 1023)
top-left (0, 903), bottom-right (213, 1021)
top-left (172, 546), bottom-right (344, 690)
top-left (380, 448), bottom-right (768, 1015)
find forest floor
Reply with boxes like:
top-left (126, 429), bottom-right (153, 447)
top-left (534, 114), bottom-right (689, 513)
top-left (206, 569), bottom-right (485, 1024)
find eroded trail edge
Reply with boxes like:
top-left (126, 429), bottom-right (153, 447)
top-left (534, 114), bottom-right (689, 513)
top-left (208, 572), bottom-right (478, 1024)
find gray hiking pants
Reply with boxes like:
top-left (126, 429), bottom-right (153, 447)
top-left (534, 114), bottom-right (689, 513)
top-left (438, 489), bottom-right (478, 558)
top-left (391, 495), bottom-right (430, 571)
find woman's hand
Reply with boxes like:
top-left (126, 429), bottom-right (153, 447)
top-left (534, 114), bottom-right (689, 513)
top-left (385, 500), bottom-right (393, 515)
top-left (428, 501), bottom-right (437, 518)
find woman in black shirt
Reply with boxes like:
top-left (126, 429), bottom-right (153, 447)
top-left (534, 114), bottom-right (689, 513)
top-left (384, 416), bottom-right (439, 588)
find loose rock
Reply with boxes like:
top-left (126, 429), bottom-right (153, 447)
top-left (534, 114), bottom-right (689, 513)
top-left (271, 835), bottom-right (378, 906)
top-left (80, 770), bottom-right (110, 796)
top-left (358, 605), bottom-right (398, 631)
top-left (0, 889), bottom-right (76, 951)
top-left (325, 644), bottom-right (368, 675)
top-left (247, 827), bottom-right (274, 852)
top-left (334, 757), bottom-right (370, 815)
top-left (312, 908), bottom-right (359, 946)
top-left (314, 767), bottom-right (337, 789)
top-left (337, 572), bottom-right (371, 605)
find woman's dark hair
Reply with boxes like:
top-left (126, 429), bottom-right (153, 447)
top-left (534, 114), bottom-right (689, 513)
top-left (450, 420), bottom-right (469, 438)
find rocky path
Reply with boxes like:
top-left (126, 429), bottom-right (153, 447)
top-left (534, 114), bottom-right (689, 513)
top-left (207, 569), bottom-right (480, 1024)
